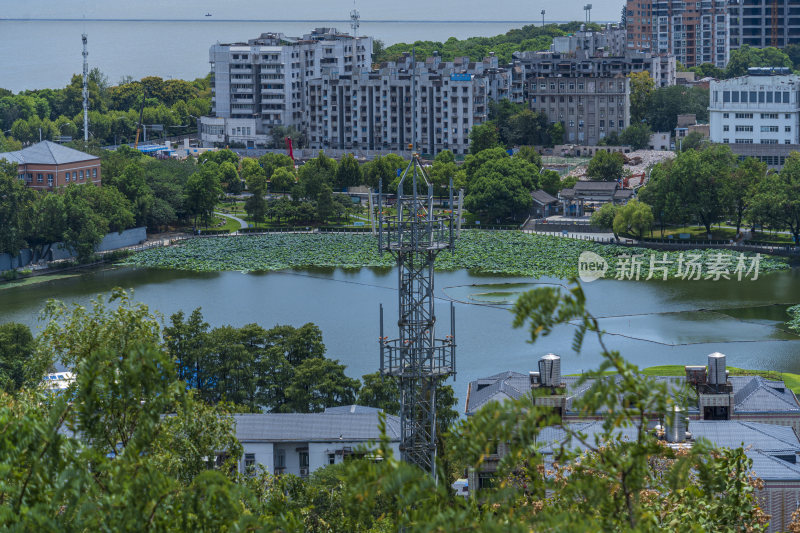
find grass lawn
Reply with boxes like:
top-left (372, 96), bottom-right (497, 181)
top-left (651, 225), bottom-right (796, 244)
top-left (0, 273), bottom-right (80, 290)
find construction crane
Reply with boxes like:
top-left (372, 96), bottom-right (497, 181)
top-left (133, 89), bottom-right (147, 150)
top-left (772, 0), bottom-right (779, 47)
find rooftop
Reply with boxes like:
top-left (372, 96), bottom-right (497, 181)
top-left (0, 141), bottom-right (98, 166)
top-left (466, 372), bottom-right (800, 416)
top-left (233, 410), bottom-right (400, 443)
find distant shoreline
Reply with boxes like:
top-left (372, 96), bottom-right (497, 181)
top-left (0, 18), bottom-right (614, 24)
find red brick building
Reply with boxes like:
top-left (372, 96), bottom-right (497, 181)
top-left (0, 141), bottom-right (101, 191)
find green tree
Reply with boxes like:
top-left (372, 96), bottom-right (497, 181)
top-left (334, 154), bottom-right (363, 190)
top-left (258, 152), bottom-right (294, 178)
top-left (752, 153), bottom-right (800, 243)
top-left (244, 169), bottom-right (268, 227)
top-left (464, 172), bottom-right (534, 222)
top-left (515, 145), bottom-right (543, 168)
top-left (628, 71), bottom-right (655, 123)
top-left (590, 202), bottom-right (619, 237)
top-left (112, 163), bottom-right (155, 227)
top-left (270, 166), bottom-right (296, 194)
top-left (723, 157), bottom-right (764, 234)
top-left (726, 45), bottom-right (792, 78)
top-left (538, 169), bottom-right (562, 196)
top-left (0, 161), bottom-right (34, 255)
top-left (283, 357), bottom-right (360, 413)
top-left (586, 150), bottom-right (625, 182)
top-left (185, 162), bottom-right (223, 229)
top-left (469, 123), bottom-right (500, 154)
top-left (547, 122), bottom-right (565, 145)
top-left (613, 199), bottom-right (654, 239)
top-left (298, 151), bottom-right (337, 200)
top-left (645, 86), bottom-right (709, 131)
top-left (619, 122), bottom-right (652, 150)
top-left (679, 130), bottom-right (705, 152)
top-left (219, 161), bottom-right (241, 195)
top-left (357, 372), bottom-right (400, 414)
top-left (0, 323), bottom-right (47, 393)
top-left (362, 154), bottom-right (406, 191)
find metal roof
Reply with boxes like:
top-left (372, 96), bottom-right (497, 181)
top-left (0, 140), bottom-right (98, 165)
top-left (536, 420), bottom-right (800, 456)
top-left (466, 372), bottom-right (800, 416)
top-left (531, 189), bottom-right (559, 205)
top-left (233, 411), bottom-right (401, 443)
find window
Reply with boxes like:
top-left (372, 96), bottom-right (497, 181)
top-left (275, 450), bottom-right (285, 469)
top-left (37, 173), bottom-right (43, 183)
top-left (244, 453), bottom-right (255, 473)
top-left (299, 452), bottom-right (309, 469)
top-left (79, 170), bottom-right (84, 180)
top-left (723, 91), bottom-right (730, 103)
top-left (786, 140), bottom-right (792, 144)
top-left (761, 113), bottom-right (778, 119)
top-left (761, 126), bottom-right (779, 132)
top-left (723, 138), bottom-right (730, 143)
top-left (735, 125), bottom-right (753, 132)
top-left (328, 454), bottom-right (335, 465)
top-left (734, 138), bottom-right (754, 144)
top-left (93, 168), bottom-right (97, 178)
top-left (786, 126), bottom-right (792, 132)
top-left (65, 172), bottom-right (70, 182)
top-left (787, 114), bottom-right (792, 119)
top-left (723, 125), bottom-right (729, 131)
top-left (760, 139), bottom-right (778, 144)
top-left (784, 92), bottom-right (790, 104)
top-left (47, 175), bottom-right (53, 187)
top-left (734, 113), bottom-right (753, 119)
top-left (723, 112), bottom-right (729, 118)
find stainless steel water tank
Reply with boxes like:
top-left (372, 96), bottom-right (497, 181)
top-left (538, 354), bottom-right (561, 387)
top-left (707, 352), bottom-right (727, 385)
top-left (665, 406), bottom-right (687, 443)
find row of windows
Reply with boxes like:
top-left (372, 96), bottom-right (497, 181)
top-left (723, 125), bottom-right (791, 132)
top-left (722, 112), bottom-right (792, 119)
top-left (723, 138), bottom-right (792, 144)
top-left (20, 169), bottom-right (96, 185)
top-left (720, 90), bottom-right (791, 104)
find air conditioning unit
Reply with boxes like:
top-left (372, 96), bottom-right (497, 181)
top-left (299, 468), bottom-right (308, 476)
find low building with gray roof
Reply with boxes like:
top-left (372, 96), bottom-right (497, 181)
top-left (233, 407), bottom-right (400, 478)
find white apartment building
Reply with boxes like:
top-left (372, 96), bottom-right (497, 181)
top-left (709, 70), bottom-right (800, 167)
top-left (306, 53), bottom-right (508, 155)
top-left (202, 28), bottom-right (372, 148)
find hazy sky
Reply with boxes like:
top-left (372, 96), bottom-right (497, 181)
top-left (6, 0), bottom-right (620, 23)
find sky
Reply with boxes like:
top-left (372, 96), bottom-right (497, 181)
top-left (5, 0), bottom-right (621, 23)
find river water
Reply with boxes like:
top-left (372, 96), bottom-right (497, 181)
top-left (1, 266), bottom-right (798, 409)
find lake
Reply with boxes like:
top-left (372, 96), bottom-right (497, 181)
top-left (0, 19), bottom-right (563, 93)
top-left (1, 265), bottom-right (798, 409)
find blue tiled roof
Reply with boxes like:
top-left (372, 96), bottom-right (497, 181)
top-left (233, 411), bottom-right (400, 442)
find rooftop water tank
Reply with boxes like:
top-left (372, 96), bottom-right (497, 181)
top-left (665, 406), bottom-right (688, 443)
top-left (538, 354), bottom-right (561, 387)
top-left (707, 352), bottom-right (727, 385)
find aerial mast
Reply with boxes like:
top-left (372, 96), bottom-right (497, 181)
top-left (377, 145), bottom-right (457, 476)
top-left (350, 1), bottom-right (360, 38)
top-left (82, 34), bottom-right (89, 143)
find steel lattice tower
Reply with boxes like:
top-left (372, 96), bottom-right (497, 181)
top-left (378, 156), bottom-right (456, 476)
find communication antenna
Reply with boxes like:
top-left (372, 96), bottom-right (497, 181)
top-left (377, 156), bottom-right (457, 477)
top-left (82, 34), bottom-right (89, 143)
top-left (350, 1), bottom-right (360, 38)
top-left (541, 9), bottom-right (546, 27)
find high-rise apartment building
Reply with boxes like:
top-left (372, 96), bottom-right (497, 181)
top-left (728, 0), bottom-right (800, 50)
top-left (625, 0), bottom-right (729, 68)
top-left (201, 28), bottom-right (372, 148)
top-left (306, 54), bottom-right (509, 155)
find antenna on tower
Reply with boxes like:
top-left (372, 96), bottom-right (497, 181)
top-left (82, 34), bottom-right (89, 143)
top-left (350, 1), bottom-right (360, 38)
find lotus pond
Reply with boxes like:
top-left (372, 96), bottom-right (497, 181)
top-left (126, 231), bottom-right (790, 279)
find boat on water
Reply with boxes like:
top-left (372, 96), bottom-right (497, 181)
top-left (205, 13), bottom-right (212, 17)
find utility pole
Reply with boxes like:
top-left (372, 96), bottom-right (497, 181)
top-left (82, 34), bottom-right (89, 143)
